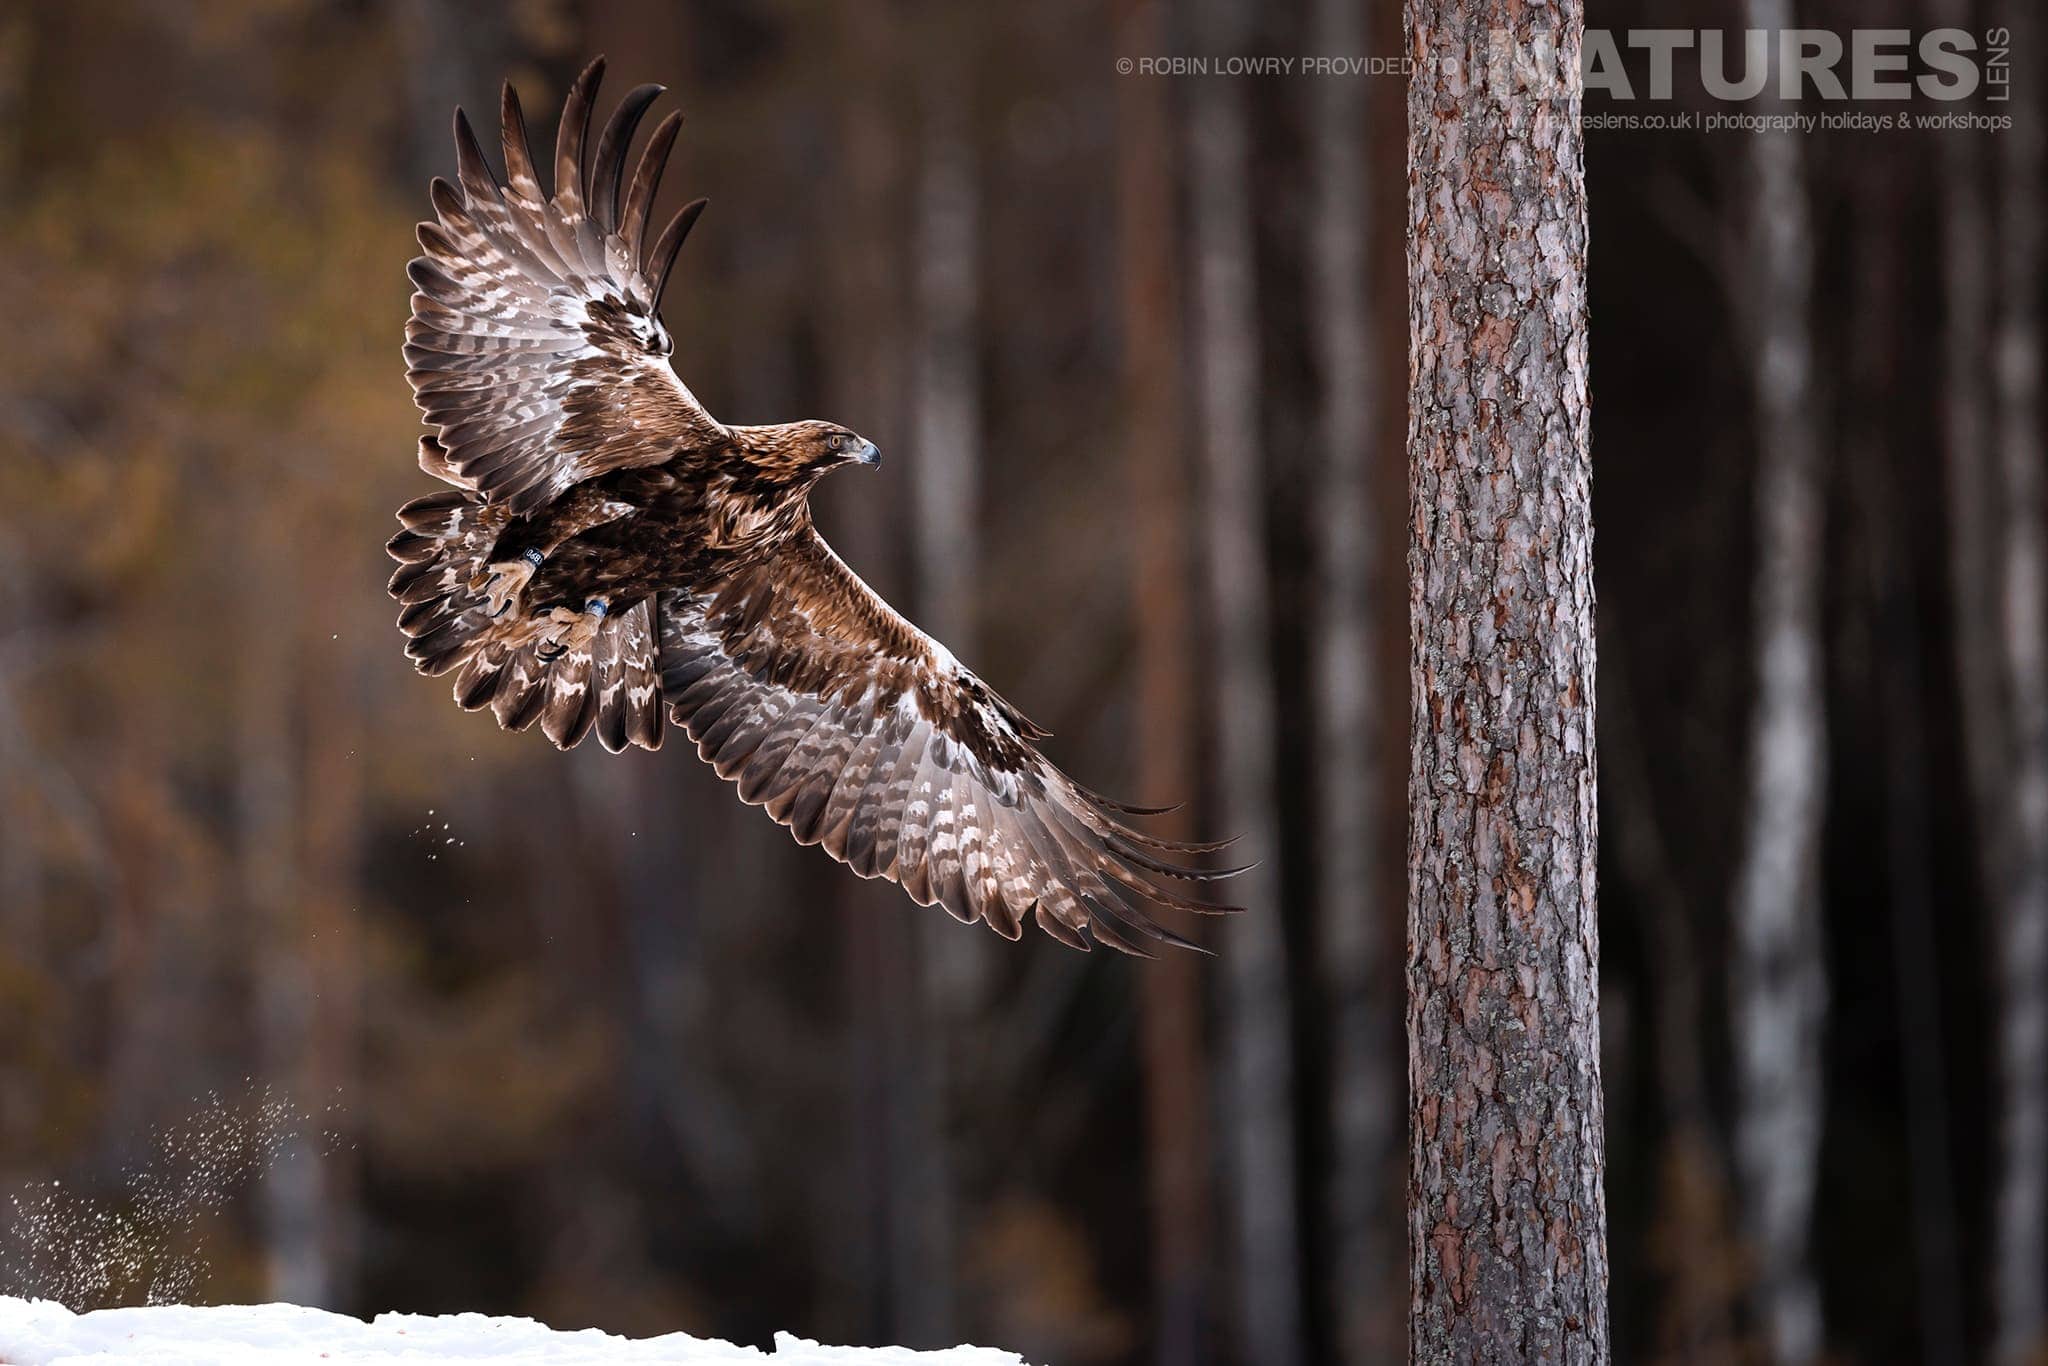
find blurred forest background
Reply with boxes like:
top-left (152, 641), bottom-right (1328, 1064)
top-left (0, 0), bottom-right (2044, 1363)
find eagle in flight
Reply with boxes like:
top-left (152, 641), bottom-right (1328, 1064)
top-left (389, 59), bottom-right (1234, 953)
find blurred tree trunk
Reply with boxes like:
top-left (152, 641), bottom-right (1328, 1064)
top-left (0, 574), bottom-right (48, 958)
top-left (1933, 0), bottom-right (1998, 891)
top-left (1189, 0), bottom-right (1303, 1362)
top-left (100, 708), bottom-right (190, 1186)
top-left (1118, 0), bottom-right (1213, 1359)
top-left (1604, 638), bottom-right (1745, 1362)
top-left (1991, 11), bottom-right (2047, 1358)
top-left (822, 8), bottom-right (940, 1345)
top-left (1929, 1), bottom-right (2044, 1355)
top-left (1404, 1), bottom-right (1606, 1360)
top-left (1307, 0), bottom-right (1396, 1359)
top-left (904, 43), bottom-right (983, 1346)
top-left (236, 502), bottom-right (332, 1305)
top-left (395, 0), bottom-right (513, 187)
top-left (1927, 5), bottom-right (2011, 1349)
top-left (1850, 167), bottom-right (1964, 1366)
top-left (910, 79), bottom-right (980, 661)
top-left (1727, 3), bottom-right (1827, 1359)
top-left (293, 506), bottom-right (365, 1308)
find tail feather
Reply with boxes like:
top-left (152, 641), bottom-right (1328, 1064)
top-left (493, 654), bottom-right (551, 732)
top-left (541, 646), bottom-right (598, 748)
top-left (592, 614), bottom-right (628, 753)
top-left (453, 646), bottom-right (506, 710)
top-left (609, 600), bottom-right (664, 752)
top-left (388, 438), bottom-right (662, 752)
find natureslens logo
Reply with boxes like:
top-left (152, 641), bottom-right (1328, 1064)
top-left (1114, 26), bottom-right (2018, 132)
top-left (1444, 26), bottom-right (2013, 103)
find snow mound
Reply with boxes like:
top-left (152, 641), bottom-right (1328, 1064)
top-left (0, 1298), bottom-right (1031, 1365)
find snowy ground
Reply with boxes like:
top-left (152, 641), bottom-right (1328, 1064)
top-left (0, 1299), bottom-right (1031, 1365)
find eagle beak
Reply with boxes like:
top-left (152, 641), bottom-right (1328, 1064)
top-left (852, 439), bottom-right (881, 468)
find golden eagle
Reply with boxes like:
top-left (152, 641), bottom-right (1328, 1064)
top-left (390, 59), bottom-right (1233, 952)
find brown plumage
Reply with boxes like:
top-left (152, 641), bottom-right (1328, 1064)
top-left (390, 58), bottom-right (1237, 953)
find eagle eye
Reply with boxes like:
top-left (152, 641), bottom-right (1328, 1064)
top-left (827, 433), bottom-right (845, 452)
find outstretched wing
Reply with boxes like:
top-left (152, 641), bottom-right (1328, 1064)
top-left (657, 529), bottom-right (1238, 954)
top-left (406, 57), bottom-right (723, 514)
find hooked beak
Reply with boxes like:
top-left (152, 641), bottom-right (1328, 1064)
top-left (852, 439), bottom-right (882, 469)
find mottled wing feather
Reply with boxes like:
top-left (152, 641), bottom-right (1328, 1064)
top-left (655, 530), bottom-right (1235, 953)
top-left (406, 58), bottom-right (722, 514)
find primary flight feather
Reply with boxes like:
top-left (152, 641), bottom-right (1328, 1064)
top-left (391, 58), bottom-right (1235, 953)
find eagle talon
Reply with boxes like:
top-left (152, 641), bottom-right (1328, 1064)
top-left (534, 602), bottom-right (604, 663)
top-left (472, 556), bottom-right (538, 616)
top-left (387, 61), bottom-right (1228, 948)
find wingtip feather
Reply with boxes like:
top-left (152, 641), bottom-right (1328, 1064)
top-left (646, 196), bottom-right (707, 314)
top-left (500, 80), bottom-right (541, 200)
top-left (620, 109), bottom-right (684, 269)
top-left (591, 82), bottom-right (665, 230)
top-left (553, 56), bottom-right (604, 212)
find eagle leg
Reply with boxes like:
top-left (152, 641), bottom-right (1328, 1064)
top-left (471, 546), bottom-right (547, 617)
top-left (536, 599), bottom-right (608, 663)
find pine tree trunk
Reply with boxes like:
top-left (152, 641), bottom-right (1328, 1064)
top-left (1991, 11), bottom-right (2047, 1357)
top-left (1727, 4), bottom-right (1827, 1359)
top-left (1310, 0), bottom-right (1397, 1357)
top-left (1404, 3), bottom-right (1607, 1360)
top-left (1118, 0), bottom-right (1213, 1358)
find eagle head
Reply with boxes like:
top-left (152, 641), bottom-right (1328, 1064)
top-left (734, 421), bottom-right (882, 484)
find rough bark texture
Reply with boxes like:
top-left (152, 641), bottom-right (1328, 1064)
top-left (1728, 4), bottom-right (1828, 1358)
top-left (1404, 2), bottom-right (1607, 1361)
top-left (1311, 0), bottom-right (1397, 1357)
top-left (1189, 0), bottom-right (1303, 1357)
top-left (1991, 9), bottom-right (2047, 1357)
top-left (1118, 1), bottom-right (1213, 1358)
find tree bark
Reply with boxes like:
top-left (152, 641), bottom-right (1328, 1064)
top-left (1310, 0), bottom-right (1398, 1356)
top-left (1404, 3), bottom-right (1607, 1361)
top-left (1118, 0), bottom-right (1213, 1358)
top-left (1726, 4), bottom-right (1828, 1360)
top-left (1188, 0), bottom-right (1304, 1359)
top-left (1991, 10), bottom-right (2047, 1357)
